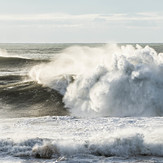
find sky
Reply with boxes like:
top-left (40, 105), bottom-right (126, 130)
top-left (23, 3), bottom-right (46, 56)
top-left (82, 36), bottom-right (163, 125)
top-left (0, 0), bottom-right (163, 43)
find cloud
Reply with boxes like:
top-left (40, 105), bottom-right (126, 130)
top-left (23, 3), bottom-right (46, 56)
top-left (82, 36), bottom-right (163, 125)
top-left (0, 13), bottom-right (97, 21)
top-left (0, 12), bottom-right (163, 21)
top-left (0, 12), bottom-right (162, 30)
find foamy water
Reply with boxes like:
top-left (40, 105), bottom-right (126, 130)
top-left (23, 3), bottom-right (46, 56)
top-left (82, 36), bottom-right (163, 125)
top-left (30, 44), bottom-right (163, 117)
top-left (0, 43), bottom-right (163, 162)
top-left (0, 116), bottom-right (162, 162)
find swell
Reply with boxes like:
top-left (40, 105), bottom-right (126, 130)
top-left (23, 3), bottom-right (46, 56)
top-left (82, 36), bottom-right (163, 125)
top-left (0, 56), bottom-right (48, 68)
top-left (0, 81), bottom-right (67, 118)
top-left (0, 74), bottom-right (26, 85)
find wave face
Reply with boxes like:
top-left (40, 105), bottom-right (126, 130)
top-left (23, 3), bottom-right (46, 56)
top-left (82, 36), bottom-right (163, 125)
top-left (0, 45), bottom-right (69, 118)
top-left (0, 81), bottom-right (67, 118)
top-left (29, 44), bottom-right (163, 117)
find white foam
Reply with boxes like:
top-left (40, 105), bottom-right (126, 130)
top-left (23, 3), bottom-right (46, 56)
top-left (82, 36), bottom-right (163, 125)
top-left (0, 117), bottom-right (162, 160)
top-left (29, 44), bottom-right (163, 117)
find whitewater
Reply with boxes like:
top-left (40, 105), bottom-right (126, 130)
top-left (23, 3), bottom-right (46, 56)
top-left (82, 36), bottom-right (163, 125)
top-left (30, 44), bottom-right (163, 117)
top-left (0, 43), bottom-right (162, 162)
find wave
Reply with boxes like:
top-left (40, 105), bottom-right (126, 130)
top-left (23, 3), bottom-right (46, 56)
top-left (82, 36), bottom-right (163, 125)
top-left (0, 56), bottom-right (48, 68)
top-left (29, 44), bottom-right (163, 117)
top-left (0, 74), bottom-right (25, 85)
top-left (0, 132), bottom-right (162, 159)
top-left (0, 48), bottom-right (49, 70)
top-left (0, 81), bottom-right (67, 118)
top-left (0, 74), bottom-right (23, 81)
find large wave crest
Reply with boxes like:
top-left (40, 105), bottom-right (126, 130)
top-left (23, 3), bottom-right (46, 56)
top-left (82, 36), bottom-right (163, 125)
top-left (29, 44), bottom-right (163, 117)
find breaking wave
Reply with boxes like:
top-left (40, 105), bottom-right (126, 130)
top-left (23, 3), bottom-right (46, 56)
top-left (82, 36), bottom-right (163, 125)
top-left (0, 132), bottom-right (162, 159)
top-left (29, 44), bottom-right (163, 117)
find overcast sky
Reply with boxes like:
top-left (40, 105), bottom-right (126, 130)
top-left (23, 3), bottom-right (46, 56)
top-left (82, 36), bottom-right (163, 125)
top-left (0, 0), bottom-right (163, 43)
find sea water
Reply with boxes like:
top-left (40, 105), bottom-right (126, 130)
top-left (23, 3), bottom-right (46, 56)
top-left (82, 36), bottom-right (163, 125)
top-left (0, 43), bottom-right (162, 162)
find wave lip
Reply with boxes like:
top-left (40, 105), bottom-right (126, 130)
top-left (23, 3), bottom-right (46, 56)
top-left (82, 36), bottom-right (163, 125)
top-left (29, 44), bottom-right (163, 117)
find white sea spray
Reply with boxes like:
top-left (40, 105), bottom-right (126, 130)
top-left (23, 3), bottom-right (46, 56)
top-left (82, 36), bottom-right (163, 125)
top-left (29, 44), bottom-right (163, 117)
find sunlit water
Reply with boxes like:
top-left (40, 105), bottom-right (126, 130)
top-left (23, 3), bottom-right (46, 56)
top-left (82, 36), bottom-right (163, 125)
top-left (0, 43), bottom-right (162, 162)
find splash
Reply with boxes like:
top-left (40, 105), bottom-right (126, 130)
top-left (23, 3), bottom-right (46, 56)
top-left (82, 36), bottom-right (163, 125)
top-left (29, 44), bottom-right (163, 117)
top-left (0, 132), bottom-right (162, 158)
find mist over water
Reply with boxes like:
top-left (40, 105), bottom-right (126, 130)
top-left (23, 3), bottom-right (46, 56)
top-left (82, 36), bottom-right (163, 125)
top-left (29, 44), bottom-right (163, 117)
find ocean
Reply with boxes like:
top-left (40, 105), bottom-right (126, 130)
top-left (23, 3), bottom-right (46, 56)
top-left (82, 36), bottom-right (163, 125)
top-left (0, 43), bottom-right (163, 162)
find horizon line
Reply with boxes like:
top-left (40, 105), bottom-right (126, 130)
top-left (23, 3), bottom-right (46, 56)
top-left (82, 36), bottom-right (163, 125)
top-left (0, 42), bottom-right (163, 44)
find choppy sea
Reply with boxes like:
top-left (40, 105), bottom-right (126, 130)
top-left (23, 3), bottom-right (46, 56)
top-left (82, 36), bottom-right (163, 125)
top-left (0, 43), bottom-right (163, 162)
